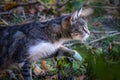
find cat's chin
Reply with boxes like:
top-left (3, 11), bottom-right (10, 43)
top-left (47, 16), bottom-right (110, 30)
top-left (81, 33), bottom-right (90, 42)
top-left (72, 35), bottom-right (83, 41)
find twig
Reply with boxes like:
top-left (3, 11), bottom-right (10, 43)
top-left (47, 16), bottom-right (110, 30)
top-left (38, 1), bottom-right (48, 9)
top-left (112, 41), bottom-right (120, 45)
top-left (89, 32), bottom-right (120, 44)
top-left (21, 10), bottom-right (26, 19)
top-left (0, 18), bottom-right (9, 25)
top-left (0, 10), bottom-right (12, 15)
top-left (91, 30), bottom-right (118, 34)
top-left (1, 1), bottom-right (40, 6)
top-left (90, 6), bottom-right (120, 9)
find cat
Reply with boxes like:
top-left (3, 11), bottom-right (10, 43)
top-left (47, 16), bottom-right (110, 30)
top-left (0, 8), bottom-right (90, 80)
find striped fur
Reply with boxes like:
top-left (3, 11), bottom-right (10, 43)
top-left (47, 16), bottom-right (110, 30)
top-left (0, 8), bottom-right (90, 80)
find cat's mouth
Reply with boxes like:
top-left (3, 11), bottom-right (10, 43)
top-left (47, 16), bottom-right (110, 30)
top-left (83, 27), bottom-right (90, 35)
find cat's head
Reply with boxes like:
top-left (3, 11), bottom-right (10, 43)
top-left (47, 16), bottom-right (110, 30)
top-left (62, 8), bottom-right (93, 42)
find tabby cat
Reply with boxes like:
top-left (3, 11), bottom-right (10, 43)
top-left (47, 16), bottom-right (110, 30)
top-left (0, 8), bottom-right (90, 80)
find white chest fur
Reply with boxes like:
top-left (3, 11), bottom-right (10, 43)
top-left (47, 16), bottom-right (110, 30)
top-left (28, 42), bottom-right (58, 61)
top-left (28, 39), bottom-right (68, 62)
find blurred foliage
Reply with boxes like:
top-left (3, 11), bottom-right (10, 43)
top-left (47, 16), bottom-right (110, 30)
top-left (72, 43), bottom-right (120, 80)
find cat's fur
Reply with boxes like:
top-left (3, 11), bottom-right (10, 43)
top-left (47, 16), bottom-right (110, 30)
top-left (0, 8), bottom-right (90, 80)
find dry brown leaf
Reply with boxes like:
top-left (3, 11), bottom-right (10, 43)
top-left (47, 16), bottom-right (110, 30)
top-left (45, 75), bottom-right (58, 80)
top-left (41, 60), bottom-right (50, 71)
top-left (33, 66), bottom-right (45, 76)
top-left (77, 74), bottom-right (86, 80)
top-left (0, 71), bottom-right (8, 78)
top-left (28, 7), bottom-right (36, 14)
top-left (4, 2), bottom-right (17, 10)
top-left (15, 6), bottom-right (24, 14)
top-left (81, 7), bottom-right (94, 17)
top-left (34, 5), bottom-right (45, 12)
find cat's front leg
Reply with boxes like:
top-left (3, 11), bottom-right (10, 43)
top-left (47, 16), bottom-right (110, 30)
top-left (21, 61), bottom-right (32, 80)
top-left (56, 46), bottom-right (82, 61)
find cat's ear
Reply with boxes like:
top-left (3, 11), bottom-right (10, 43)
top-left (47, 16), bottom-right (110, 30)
top-left (62, 8), bottom-right (93, 29)
top-left (61, 9), bottom-right (82, 29)
top-left (62, 16), bottom-right (71, 29)
top-left (71, 8), bottom-right (83, 21)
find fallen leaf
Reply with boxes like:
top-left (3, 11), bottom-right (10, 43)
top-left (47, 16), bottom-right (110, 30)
top-left (33, 66), bottom-right (45, 76)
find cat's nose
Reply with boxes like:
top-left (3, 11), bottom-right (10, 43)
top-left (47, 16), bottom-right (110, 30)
top-left (83, 27), bottom-right (90, 35)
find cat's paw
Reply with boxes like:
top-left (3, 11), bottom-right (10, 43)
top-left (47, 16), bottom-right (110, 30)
top-left (73, 50), bottom-right (82, 61)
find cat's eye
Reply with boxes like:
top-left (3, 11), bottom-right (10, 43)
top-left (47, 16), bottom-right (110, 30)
top-left (79, 22), bottom-right (84, 26)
